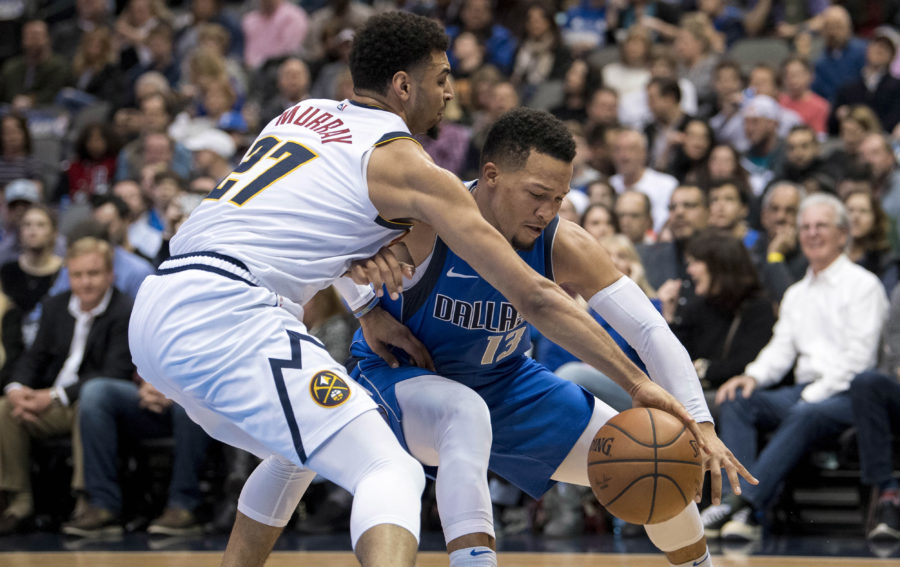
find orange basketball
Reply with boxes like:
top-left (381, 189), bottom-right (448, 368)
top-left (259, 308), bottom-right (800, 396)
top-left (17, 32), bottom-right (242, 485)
top-left (587, 407), bottom-right (703, 525)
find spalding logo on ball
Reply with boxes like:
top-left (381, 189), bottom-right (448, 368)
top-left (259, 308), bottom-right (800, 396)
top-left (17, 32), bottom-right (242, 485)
top-left (588, 407), bottom-right (702, 525)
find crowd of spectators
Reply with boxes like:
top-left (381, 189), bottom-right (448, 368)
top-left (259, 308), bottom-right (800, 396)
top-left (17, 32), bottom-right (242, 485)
top-left (0, 0), bottom-right (899, 550)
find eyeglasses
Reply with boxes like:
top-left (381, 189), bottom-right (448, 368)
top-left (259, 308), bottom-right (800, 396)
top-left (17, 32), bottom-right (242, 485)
top-left (798, 222), bottom-right (837, 233)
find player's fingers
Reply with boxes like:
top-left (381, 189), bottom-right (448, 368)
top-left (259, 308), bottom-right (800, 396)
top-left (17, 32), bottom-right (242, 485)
top-left (684, 418), bottom-right (709, 454)
top-left (709, 459), bottom-right (724, 504)
top-left (400, 262), bottom-right (415, 279)
top-left (374, 251), bottom-right (403, 300)
top-left (726, 460), bottom-right (742, 496)
top-left (364, 259), bottom-right (386, 297)
top-left (732, 456), bottom-right (758, 485)
top-left (393, 330), bottom-right (434, 371)
top-left (370, 342), bottom-right (399, 369)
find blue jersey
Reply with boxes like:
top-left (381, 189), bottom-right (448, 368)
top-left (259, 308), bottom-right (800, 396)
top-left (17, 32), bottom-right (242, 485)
top-left (353, 216), bottom-right (560, 387)
top-left (350, 213), bottom-right (597, 498)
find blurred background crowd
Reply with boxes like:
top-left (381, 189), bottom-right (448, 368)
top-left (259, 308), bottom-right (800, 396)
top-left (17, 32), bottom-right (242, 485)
top-left (0, 0), bottom-right (899, 550)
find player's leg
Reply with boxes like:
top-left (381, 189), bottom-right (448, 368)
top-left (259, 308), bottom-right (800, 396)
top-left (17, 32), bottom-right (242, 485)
top-left (394, 375), bottom-right (497, 565)
top-left (552, 401), bottom-right (713, 567)
top-left (305, 408), bottom-right (423, 567)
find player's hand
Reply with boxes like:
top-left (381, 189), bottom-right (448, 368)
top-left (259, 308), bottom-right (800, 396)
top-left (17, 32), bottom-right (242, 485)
top-left (359, 305), bottom-right (435, 371)
top-left (695, 421), bottom-right (757, 505)
top-left (715, 374), bottom-right (757, 405)
top-left (344, 245), bottom-right (415, 300)
top-left (629, 379), bottom-right (708, 456)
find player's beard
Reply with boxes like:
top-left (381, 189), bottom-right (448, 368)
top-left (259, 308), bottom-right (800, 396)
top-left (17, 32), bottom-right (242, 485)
top-left (511, 236), bottom-right (537, 251)
top-left (425, 125), bottom-right (440, 139)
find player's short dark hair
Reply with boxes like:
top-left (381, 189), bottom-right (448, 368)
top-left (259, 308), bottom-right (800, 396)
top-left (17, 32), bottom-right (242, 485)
top-left (349, 11), bottom-right (449, 95)
top-left (480, 108), bottom-right (576, 171)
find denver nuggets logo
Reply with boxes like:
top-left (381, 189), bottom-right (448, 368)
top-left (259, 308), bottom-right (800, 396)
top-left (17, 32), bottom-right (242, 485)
top-left (310, 371), bottom-right (351, 408)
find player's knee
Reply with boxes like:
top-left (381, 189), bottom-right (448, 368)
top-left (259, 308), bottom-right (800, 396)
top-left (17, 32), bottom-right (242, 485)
top-left (439, 394), bottom-right (492, 449)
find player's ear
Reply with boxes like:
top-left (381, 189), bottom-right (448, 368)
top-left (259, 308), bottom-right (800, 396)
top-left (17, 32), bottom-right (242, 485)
top-left (392, 71), bottom-right (412, 101)
top-left (482, 162), bottom-right (500, 186)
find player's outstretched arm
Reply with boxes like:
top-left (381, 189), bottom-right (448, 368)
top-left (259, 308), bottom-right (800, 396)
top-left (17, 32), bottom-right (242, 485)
top-left (366, 141), bottom-right (702, 440)
top-left (551, 219), bottom-right (758, 498)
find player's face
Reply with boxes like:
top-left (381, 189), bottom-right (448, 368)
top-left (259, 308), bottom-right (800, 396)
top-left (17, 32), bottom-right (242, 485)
top-left (407, 51), bottom-right (454, 134)
top-left (489, 151), bottom-right (573, 250)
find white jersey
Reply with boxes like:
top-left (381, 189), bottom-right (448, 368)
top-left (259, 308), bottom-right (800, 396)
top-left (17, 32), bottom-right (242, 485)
top-left (171, 98), bottom-right (415, 305)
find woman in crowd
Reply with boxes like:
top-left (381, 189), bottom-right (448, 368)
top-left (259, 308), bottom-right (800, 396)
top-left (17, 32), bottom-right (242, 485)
top-left (0, 114), bottom-right (42, 191)
top-left (59, 123), bottom-right (121, 204)
top-left (510, 1), bottom-right (572, 105)
top-left (579, 203), bottom-right (618, 242)
top-left (828, 105), bottom-right (883, 179)
top-left (844, 188), bottom-right (898, 294)
top-left (669, 118), bottom-right (715, 184)
top-left (68, 27), bottom-right (125, 108)
top-left (706, 142), bottom-right (750, 189)
top-left (664, 228), bottom-right (775, 391)
top-left (601, 25), bottom-right (652, 98)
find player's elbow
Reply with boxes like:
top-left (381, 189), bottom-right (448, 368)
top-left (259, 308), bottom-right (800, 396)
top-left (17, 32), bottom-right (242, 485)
top-left (517, 275), bottom-right (563, 320)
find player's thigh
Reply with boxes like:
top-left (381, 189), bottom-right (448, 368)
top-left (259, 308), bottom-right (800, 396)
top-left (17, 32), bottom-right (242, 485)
top-left (551, 397), bottom-right (619, 486)
top-left (394, 375), bottom-right (491, 467)
top-left (130, 271), bottom-right (376, 466)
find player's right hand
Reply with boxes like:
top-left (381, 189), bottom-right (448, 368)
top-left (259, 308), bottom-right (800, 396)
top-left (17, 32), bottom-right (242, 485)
top-left (629, 379), bottom-right (708, 457)
top-left (359, 305), bottom-right (435, 371)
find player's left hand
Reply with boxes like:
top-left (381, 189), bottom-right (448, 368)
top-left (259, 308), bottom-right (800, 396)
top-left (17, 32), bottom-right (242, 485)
top-left (695, 421), bottom-right (757, 505)
top-left (344, 245), bottom-right (415, 300)
top-left (630, 379), bottom-right (708, 457)
top-left (359, 305), bottom-right (435, 371)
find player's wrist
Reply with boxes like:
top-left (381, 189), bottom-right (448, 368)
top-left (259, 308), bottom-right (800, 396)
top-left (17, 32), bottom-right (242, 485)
top-left (353, 296), bottom-right (380, 319)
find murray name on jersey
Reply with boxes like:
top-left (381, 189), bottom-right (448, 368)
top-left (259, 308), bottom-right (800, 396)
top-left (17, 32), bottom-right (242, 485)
top-left (273, 105), bottom-right (353, 145)
top-left (433, 294), bottom-right (525, 333)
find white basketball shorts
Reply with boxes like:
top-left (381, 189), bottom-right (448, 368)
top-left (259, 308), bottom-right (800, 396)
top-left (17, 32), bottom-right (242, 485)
top-left (128, 252), bottom-right (377, 466)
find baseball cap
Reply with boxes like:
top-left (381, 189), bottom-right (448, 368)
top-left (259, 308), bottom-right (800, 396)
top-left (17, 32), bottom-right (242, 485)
top-left (743, 95), bottom-right (780, 121)
top-left (873, 26), bottom-right (899, 59)
top-left (4, 179), bottom-right (40, 205)
top-left (183, 129), bottom-right (236, 160)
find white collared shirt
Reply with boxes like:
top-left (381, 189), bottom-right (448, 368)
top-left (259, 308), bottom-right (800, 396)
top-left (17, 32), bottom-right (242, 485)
top-left (52, 288), bottom-right (114, 405)
top-left (744, 254), bottom-right (889, 403)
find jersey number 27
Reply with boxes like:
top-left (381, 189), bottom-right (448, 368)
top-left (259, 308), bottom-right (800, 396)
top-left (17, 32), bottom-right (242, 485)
top-left (206, 135), bottom-right (318, 205)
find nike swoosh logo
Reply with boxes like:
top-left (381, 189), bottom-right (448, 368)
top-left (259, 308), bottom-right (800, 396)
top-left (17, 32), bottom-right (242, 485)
top-left (470, 549), bottom-right (493, 556)
top-left (693, 552), bottom-right (709, 566)
top-left (447, 267), bottom-right (478, 279)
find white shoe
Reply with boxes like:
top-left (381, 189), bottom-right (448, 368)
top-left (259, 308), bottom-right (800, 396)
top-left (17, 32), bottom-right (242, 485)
top-left (721, 507), bottom-right (761, 541)
top-left (700, 503), bottom-right (733, 537)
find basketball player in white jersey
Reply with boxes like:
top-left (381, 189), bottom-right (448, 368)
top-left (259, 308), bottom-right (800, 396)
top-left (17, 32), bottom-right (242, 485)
top-left (129, 12), bottom-right (702, 567)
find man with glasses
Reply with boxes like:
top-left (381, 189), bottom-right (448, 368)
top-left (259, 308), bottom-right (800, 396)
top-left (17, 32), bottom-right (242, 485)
top-left (700, 193), bottom-right (889, 542)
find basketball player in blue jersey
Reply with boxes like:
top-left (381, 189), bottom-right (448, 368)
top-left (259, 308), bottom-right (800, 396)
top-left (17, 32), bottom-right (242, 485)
top-left (349, 108), bottom-right (757, 567)
top-left (128, 11), bottom-right (702, 567)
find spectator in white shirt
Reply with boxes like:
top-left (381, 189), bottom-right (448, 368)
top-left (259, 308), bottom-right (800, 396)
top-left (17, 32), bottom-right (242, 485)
top-left (610, 128), bottom-right (678, 232)
top-left (699, 193), bottom-right (889, 542)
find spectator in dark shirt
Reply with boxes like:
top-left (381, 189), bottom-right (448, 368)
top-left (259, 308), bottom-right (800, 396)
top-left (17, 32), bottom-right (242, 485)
top-left (0, 206), bottom-right (62, 346)
top-left (0, 237), bottom-right (133, 535)
top-left (829, 29), bottom-right (900, 135)
top-left (672, 228), bottom-right (775, 391)
top-left (0, 19), bottom-right (70, 109)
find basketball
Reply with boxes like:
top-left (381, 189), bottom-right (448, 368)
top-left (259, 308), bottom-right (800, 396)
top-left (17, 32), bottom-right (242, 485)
top-left (587, 407), bottom-right (703, 525)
